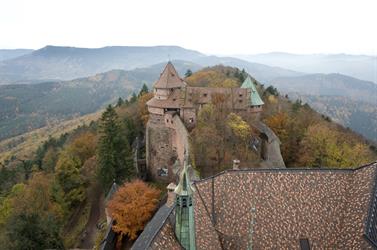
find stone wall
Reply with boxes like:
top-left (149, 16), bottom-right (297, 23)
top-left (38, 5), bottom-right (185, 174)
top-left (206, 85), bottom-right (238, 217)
top-left (146, 115), bottom-right (176, 182)
top-left (146, 112), bottom-right (192, 182)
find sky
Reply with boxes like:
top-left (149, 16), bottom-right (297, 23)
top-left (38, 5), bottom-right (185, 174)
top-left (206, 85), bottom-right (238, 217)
top-left (0, 0), bottom-right (376, 55)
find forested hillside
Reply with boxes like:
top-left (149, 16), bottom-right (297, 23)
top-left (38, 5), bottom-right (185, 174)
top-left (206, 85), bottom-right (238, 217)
top-left (0, 61), bottom-right (202, 141)
top-left (289, 94), bottom-right (377, 143)
top-left (0, 87), bottom-right (153, 249)
top-left (0, 65), bottom-right (376, 249)
top-left (268, 73), bottom-right (377, 143)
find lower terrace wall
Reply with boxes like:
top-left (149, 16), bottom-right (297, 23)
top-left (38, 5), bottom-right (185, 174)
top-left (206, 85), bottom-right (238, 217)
top-left (146, 114), bottom-right (176, 182)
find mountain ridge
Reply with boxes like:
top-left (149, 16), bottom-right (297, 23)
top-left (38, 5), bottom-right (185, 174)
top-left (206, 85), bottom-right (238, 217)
top-left (236, 52), bottom-right (377, 83)
top-left (0, 45), bottom-right (302, 85)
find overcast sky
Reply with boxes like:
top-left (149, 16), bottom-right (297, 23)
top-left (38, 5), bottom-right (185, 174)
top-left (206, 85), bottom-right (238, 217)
top-left (1, 0), bottom-right (376, 55)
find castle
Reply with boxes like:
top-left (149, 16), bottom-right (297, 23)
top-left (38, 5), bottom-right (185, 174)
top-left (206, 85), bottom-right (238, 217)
top-left (145, 62), bottom-right (284, 182)
top-left (131, 63), bottom-right (377, 249)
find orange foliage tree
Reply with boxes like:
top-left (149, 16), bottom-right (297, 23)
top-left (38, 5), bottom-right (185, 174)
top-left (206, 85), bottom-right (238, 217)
top-left (107, 180), bottom-right (160, 240)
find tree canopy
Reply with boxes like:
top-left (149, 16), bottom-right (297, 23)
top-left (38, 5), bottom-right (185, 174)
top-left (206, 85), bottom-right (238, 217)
top-left (107, 179), bottom-right (160, 240)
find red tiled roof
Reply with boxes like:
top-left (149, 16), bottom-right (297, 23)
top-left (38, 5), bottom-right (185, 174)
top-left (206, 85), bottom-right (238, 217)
top-left (145, 162), bottom-right (377, 249)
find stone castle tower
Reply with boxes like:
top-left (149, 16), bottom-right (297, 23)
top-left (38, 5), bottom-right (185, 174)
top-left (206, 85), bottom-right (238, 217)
top-left (145, 62), bottom-right (284, 182)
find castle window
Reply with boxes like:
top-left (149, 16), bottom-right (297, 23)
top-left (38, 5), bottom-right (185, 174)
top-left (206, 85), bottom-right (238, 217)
top-left (171, 120), bottom-right (173, 124)
top-left (173, 98), bottom-right (176, 101)
top-left (239, 100), bottom-right (242, 103)
top-left (239, 93), bottom-right (243, 97)
top-left (189, 118), bottom-right (194, 123)
top-left (203, 93), bottom-right (208, 97)
top-left (166, 119), bottom-right (169, 123)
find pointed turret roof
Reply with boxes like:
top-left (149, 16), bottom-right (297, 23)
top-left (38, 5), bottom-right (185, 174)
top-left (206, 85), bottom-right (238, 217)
top-left (174, 158), bottom-right (194, 196)
top-left (241, 76), bottom-right (265, 106)
top-left (154, 62), bottom-right (187, 89)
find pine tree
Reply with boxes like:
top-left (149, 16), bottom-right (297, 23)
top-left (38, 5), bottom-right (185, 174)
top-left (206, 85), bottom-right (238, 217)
top-left (130, 92), bottom-right (137, 103)
top-left (116, 97), bottom-right (124, 107)
top-left (97, 105), bottom-right (133, 189)
top-left (138, 84), bottom-right (149, 97)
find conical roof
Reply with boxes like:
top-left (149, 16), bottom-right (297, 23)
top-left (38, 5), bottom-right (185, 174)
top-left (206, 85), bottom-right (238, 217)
top-left (154, 62), bottom-right (187, 89)
top-left (241, 76), bottom-right (265, 106)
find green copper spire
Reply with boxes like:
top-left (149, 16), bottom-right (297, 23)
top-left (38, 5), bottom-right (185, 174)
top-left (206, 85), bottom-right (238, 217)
top-left (241, 76), bottom-right (265, 106)
top-left (174, 157), bottom-right (196, 250)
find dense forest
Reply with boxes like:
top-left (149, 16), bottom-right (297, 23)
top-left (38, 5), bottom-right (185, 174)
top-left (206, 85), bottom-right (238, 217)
top-left (0, 66), bottom-right (376, 249)
top-left (0, 85), bottom-right (152, 249)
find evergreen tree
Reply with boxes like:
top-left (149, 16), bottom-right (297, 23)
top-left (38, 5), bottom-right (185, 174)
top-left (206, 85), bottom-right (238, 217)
top-left (185, 69), bottom-right (193, 78)
top-left (130, 92), bottom-right (137, 103)
top-left (97, 105), bottom-right (133, 189)
top-left (6, 213), bottom-right (64, 250)
top-left (116, 97), bottom-right (124, 107)
top-left (138, 84), bottom-right (149, 97)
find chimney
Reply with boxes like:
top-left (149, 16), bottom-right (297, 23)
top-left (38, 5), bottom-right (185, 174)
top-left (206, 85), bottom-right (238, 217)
top-left (166, 183), bottom-right (177, 207)
top-left (233, 159), bottom-right (240, 170)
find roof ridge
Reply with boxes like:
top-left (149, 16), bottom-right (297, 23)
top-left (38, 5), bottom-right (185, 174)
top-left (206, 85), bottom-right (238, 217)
top-left (194, 162), bottom-right (377, 184)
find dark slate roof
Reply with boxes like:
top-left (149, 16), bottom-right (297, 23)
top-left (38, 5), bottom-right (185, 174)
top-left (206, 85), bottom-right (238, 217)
top-left (131, 204), bottom-right (175, 250)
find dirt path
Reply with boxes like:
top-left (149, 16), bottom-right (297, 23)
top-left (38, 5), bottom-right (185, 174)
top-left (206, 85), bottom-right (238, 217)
top-left (78, 183), bottom-right (105, 249)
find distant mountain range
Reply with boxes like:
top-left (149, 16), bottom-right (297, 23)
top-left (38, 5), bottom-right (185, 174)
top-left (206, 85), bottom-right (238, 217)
top-left (0, 45), bottom-right (376, 143)
top-left (270, 73), bottom-right (377, 104)
top-left (235, 52), bottom-right (377, 83)
top-left (0, 49), bottom-right (34, 61)
top-left (0, 46), bottom-right (300, 85)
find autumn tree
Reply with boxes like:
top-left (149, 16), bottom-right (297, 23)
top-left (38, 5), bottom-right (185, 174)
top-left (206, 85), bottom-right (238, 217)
top-left (298, 123), bottom-right (373, 168)
top-left (55, 151), bottom-right (86, 208)
top-left (66, 131), bottom-right (97, 163)
top-left (192, 96), bottom-right (259, 174)
top-left (1, 173), bottom-right (64, 249)
top-left (97, 105), bottom-right (133, 189)
top-left (107, 180), bottom-right (160, 240)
